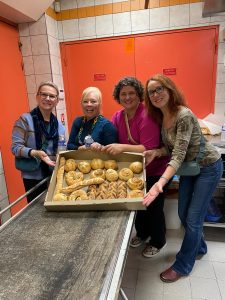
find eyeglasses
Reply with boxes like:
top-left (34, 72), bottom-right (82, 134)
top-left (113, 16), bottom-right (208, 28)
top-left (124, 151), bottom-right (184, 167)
top-left (38, 92), bottom-right (58, 101)
top-left (148, 86), bottom-right (165, 97)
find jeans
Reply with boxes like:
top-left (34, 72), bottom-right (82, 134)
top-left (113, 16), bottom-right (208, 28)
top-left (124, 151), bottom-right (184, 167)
top-left (172, 158), bottom-right (223, 275)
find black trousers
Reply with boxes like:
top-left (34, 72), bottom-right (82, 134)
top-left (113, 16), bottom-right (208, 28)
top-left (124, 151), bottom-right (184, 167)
top-left (135, 176), bottom-right (167, 249)
top-left (23, 178), bottom-right (48, 203)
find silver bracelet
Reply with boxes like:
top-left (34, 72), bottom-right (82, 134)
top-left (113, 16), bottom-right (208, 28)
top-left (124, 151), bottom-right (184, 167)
top-left (160, 176), bottom-right (169, 182)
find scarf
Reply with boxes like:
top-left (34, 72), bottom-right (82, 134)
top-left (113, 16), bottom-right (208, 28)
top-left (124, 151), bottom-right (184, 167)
top-left (30, 107), bottom-right (59, 154)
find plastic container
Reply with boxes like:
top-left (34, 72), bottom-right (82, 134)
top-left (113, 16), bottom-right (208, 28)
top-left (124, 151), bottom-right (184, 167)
top-left (221, 124), bottom-right (225, 142)
top-left (58, 135), bottom-right (67, 152)
top-left (84, 135), bottom-right (94, 148)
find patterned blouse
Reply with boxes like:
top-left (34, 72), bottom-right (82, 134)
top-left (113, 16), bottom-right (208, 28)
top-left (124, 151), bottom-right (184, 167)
top-left (162, 107), bottom-right (220, 172)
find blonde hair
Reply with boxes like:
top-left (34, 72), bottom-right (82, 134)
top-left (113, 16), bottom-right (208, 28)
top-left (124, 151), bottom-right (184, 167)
top-left (81, 87), bottom-right (102, 105)
top-left (37, 81), bottom-right (59, 96)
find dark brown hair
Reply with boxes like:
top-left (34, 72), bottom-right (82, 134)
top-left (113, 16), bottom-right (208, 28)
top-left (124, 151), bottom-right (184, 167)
top-left (113, 77), bottom-right (144, 103)
top-left (145, 74), bottom-right (187, 125)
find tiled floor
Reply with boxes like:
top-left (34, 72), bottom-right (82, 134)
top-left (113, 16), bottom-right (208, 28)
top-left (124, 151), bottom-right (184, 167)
top-left (118, 227), bottom-right (225, 300)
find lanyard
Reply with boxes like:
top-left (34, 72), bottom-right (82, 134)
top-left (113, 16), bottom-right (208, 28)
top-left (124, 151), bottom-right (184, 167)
top-left (78, 115), bottom-right (101, 145)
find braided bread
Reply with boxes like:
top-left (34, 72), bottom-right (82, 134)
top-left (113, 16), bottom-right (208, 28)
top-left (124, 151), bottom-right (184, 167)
top-left (60, 177), bottom-right (105, 194)
top-left (117, 180), bottom-right (127, 198)
top-left (107, 182), bottom-right (117, 199)
top-left (96, 181), bottom-right (109, 199)
top-left (87, 185), bottom-right (97, 200)
top-left (55, 157), bottom-right (66, 194)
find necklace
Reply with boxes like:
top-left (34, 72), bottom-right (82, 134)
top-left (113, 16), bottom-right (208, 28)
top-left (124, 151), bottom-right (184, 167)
top-left (78, 115), bottom-right (101, 145)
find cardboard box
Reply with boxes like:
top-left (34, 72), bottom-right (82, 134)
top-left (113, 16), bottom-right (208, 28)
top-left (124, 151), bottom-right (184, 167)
top-left (44, 149), bottom-right (146, 211)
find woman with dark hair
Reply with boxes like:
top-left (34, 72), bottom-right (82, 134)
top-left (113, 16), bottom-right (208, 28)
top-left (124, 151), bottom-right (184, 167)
top-left (143, 74), bottom-right (222, 282)
top-left (103, 76), bottom-right (169, 257)
top-left (12, 81), bottom-right (65, 203)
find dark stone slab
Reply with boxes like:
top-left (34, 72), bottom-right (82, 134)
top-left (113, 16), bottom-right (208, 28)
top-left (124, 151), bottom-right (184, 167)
top-left (0, 195), bottom-right (133, 300)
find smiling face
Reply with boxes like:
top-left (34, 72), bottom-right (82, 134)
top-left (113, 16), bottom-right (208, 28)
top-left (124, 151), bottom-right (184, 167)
top-left (147, 80), bottom-right (170, 111)
top-left (36, 85), bottom-right (58, 113)
top-left (119, 86), bottom-right (140, 112)
top-left (81, 91), bottom-right (101, 120)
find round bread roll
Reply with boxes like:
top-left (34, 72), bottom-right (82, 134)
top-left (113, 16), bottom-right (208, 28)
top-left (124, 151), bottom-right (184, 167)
top-left (65, 171), bottom-right (84, 186)
top-left (118, 168), bottom-right (134, 181)
top-left (128, 190), bottom-right (144, 198)
top-left (127, 177), bottom-right (144, 190)
top-left (64, 159), bottom-right (77, 172)
top-left (129, 161), bottom-right (143, 174)
top-left (78, 161), bottom-right (91, 174)
top-left (53, 193), bottom-right (68, 201)
top-left (104, 160), bottom-right (118, 170)
top-left (105, 169), bottom-right (119, 182)
top-left (91, 158), bottom-right (105, 170)
top-left (90, 169), bottom-right (105, 179)
top-left (69, 189), bottom-right (88, 201)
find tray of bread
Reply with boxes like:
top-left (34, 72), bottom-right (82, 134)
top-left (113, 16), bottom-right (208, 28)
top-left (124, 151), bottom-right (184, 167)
top-left (44, 149), bottom-right (146, 211)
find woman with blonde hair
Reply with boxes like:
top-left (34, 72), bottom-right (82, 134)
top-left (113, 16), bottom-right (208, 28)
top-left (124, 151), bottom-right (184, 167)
top-left (67, 87), bottom-right (117, 150)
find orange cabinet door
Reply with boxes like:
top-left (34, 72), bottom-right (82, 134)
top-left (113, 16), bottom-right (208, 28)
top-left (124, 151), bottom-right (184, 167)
top-left (61, 37), bottom-right (135, 128)
top-left (135, 26), bottom-right (218, 118)
top-left (0, 21), bottom-right (29, 213)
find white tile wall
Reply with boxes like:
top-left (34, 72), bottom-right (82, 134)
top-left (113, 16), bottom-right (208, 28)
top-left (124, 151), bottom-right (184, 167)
top-left (48, 35), bottom-right (60, 56)
top-left (113, 12), bottom-right (131, 35)
top-left (60, 0), bottom-right (77, 10)
top-left (150, 7), bottom-right (169, 31)
top-left (46, 14), bottom-right (58, 38)
top-left (0, 197), bottom-right (11, 224)
top-left (96, 14), bottom-right (113, 37)
top-left (62, 19), bottom-right (79, 40)
top-left (35, 74), bottom-right (53, 87)
top-left (79, 17), bottom-right (96, 38)
top-left (33, 55), bottom-right (51, 74)
top-left (27, 93), bottom-right (37, 110)
top-left (131, 10), bottom-right (149, 33)
top-left (18, 23), bottom-right (30, 37)
top-left (50, 55), bottom-right (61, 75)
top-left (31, 35), bottom-right (49, 55)
top-left (0, 174), bottom-right (8, 200)
top-left (190, 2), bottom-right (210, 25)
top-left (25, 74), bottom-right (37, 93)
top-left (170, 4), bottom-right (190, 28)
top-left (0, 152), bottom-right (3, 175)
top-left (20, 36), bottom-right (32, 56)
top-left (77, 0), bottom-right (94, 8)
top-left (29, 15), bottom-right (47, 35)
top-left (23, 56), bottom-right (34, 75)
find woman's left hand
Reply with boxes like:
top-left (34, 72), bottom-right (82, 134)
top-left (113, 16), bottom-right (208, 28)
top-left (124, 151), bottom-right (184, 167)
top-left (142, 181), bottom-right (163, 206)
top-left (42, 155), bottom-right (56, 167)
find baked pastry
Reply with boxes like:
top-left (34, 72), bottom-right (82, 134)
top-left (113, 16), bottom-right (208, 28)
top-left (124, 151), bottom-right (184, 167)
top-left (129, 161), bottom-right (143, 174)
top-left (90, 169), bottom-right (105, 180)
top-left (55, 157), bottom-right (65, 194)
top-left (96, 181), bottom-right (109, 199)
top-left (127, 177), bottom-right (144, 190)
top-left (64, 159), bottom-right (77, 172)
top-left (105, 169), bottom-right (119, 182)
top-left (117, 180), bottom-right (127, 198)
top-left (128, 190), bottom-right (144, 198)
top-left (53, 193), bottom-right (68, 201)
top-left (107, 182), bottom-right (117, 199)
top-left (69, 190), bottom-right (88, 201)
top-left (91, 158), bottom-right (105, 170)
top-left (87, 185), bottom-right (97, 200)
top-left (104, 160), bottom-right (118, 170)
top-left (118, 168), bottom-right (133, 181)
top-left (78, 161), bottom-right (91, 174)
top-left (61, 177), bottom-right (105, 194)
top-left (65, 171), bottom-right (84, 186)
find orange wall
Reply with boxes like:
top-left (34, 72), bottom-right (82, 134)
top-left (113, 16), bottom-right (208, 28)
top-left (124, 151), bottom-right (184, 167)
top-left (61, 26), bottom-right (218, 129)
top-left (0, 21), bottom-right (30, 214)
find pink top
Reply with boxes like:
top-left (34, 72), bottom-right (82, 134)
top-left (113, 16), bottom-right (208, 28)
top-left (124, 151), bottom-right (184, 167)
top-left (112, 103), bottom-right (169, 176)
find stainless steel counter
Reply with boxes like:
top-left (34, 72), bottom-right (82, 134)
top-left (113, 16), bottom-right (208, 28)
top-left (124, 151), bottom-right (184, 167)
top-left (0, 194), bottom-right (134, 300)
